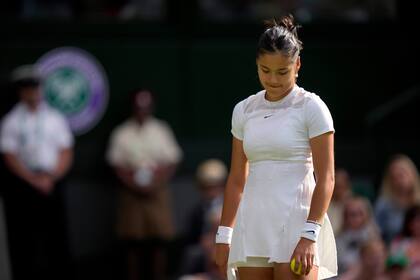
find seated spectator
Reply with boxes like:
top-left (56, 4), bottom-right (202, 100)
top-left (185, 159), bottom-right (227, 246)
top-left (390, 205), bottom-right (420, 279)
top-left (328, 168), bottom-right (353, 235)
top-left (336, 196), bottom-right (380, 274)
top-left (179, 203), bottom-right (224, 280)
top-left (340, 238), bottom-right (389, 280)
top-left (385, 252), bottom-right (410, 280)
top-left (375, 154), bottom-right (420, 245)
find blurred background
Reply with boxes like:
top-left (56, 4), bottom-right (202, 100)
top-left (0, 0), bottom-right (419, 279)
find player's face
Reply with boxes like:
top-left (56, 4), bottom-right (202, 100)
top-left (257, 52), bottom-right (300, 101)
top-left (20, 86), bottom-right (42, 110)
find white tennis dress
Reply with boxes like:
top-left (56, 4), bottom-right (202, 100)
top-left (228, 85), bottom-right (337, 279)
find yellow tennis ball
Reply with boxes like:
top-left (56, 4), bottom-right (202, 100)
top-left (290, 258), bottom-right (303, 275)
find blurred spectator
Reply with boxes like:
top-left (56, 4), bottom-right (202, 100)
top-left (185, 158), bottom-right (227, 245)
top-left (375, 154), bottom-right (420, 245)
top-left (340, 238), bottom-right (389, 280)
top-left (119, 0), bottom-right (165, 20)
top-left (106, 89), bottom-right (183, 280)
top-left (336, 196), bottom-right (380, 274)
top-left (250, 0), bottom-right (298, 20)
top-left (198, 0), bottom-right (235, 21)
top-left (0, 64), bottom-right (74, 280)
top-left (385, 251), bottom-right (410, 280)
top-left (20, 0), bottom-right (72, 19)
top-left (310, 0), bottom-right (370, 22)
top-left (179, 201), bottom-right (224, 280)
top-left (298, 0), bottom-right (396, 22)
top-left (389, 205), bottom-right (420, 279)
top-left (2, 0), bottom-right (398, 22)
top-left (328, 168), bottom-right (353, 235)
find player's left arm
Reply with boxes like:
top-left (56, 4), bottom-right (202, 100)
top-left (289, 131), bottom-right (335, 275)
top-left (307, 131), bottom-right (335, 223)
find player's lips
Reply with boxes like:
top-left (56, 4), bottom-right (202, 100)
top-left (267, 84), bottom-right (282, 88)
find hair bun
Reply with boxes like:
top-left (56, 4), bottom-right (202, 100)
top-left (263, 18), bottom-right (278, 29)
top-left (280, 15), bottom-right (298, 33)
top-left (258, 14), bottom-right (303, 59)
top-left (264, 14), bottom-right (300, 37)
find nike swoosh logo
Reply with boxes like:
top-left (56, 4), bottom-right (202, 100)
top-left (305, 230), bottom-right (315, 234)
top-left (264, 115), bottom-right (273, 119)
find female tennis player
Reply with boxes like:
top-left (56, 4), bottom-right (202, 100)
top-left (214, 15), bottom-right (338, 280)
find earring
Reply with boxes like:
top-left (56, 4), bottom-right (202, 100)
top-left (295, 73), bottom-right (299, 78)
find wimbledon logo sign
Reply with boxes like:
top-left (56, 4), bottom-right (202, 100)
top-left (36, 47), bottom-right (109, 135)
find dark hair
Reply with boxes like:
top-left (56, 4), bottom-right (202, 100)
top-left (401, 205), bottom-right (420, 237)
top-left (12, 78), bottom-right (41, 95)
top-left (256, 15), bottom-right (303, 60)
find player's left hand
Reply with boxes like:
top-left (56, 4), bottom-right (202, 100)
top-left (290, 237), bottom-right (316, 276)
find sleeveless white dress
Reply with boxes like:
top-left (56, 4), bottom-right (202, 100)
top-left (227, 85), bottom-right (337, 279)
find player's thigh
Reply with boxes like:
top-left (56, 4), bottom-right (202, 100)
top-left (237, 267), bottom-right (274, 280)
top-left (274, 263), bottom-right (318, 280)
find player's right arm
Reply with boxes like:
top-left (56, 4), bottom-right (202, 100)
top-left (214, 136), bottom-right (248, 275)
top-left (220, 137), bottom-right (248, 227)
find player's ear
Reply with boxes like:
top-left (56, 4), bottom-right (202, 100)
top-left (295, 56), bottom-right (301, 72)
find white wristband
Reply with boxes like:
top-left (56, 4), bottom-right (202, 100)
top-left (301, 220), bottom-right (321, 242)
top-left (215, 226), bottom-right (233, 244)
